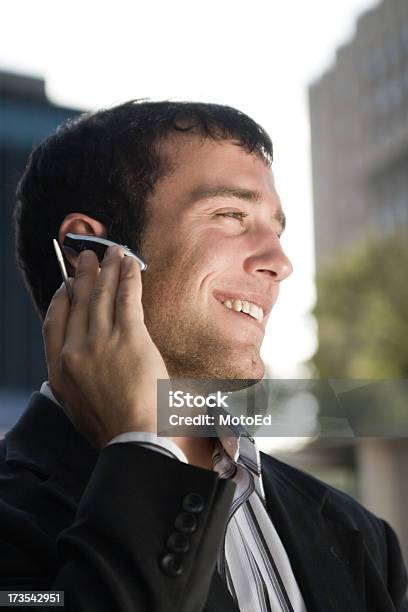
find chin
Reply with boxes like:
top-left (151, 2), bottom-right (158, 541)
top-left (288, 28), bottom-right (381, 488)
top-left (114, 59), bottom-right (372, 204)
top-left (166, 349), bottom-right (265, 386)
top-left (220, 353), bottom-right (265, 383)
top-left (243, 359), bottom-right (265, 382)
top-left (162, 324), bottom-right (265, 382)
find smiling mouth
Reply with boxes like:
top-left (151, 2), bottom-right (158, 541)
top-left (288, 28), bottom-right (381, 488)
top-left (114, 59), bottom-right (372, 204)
top-left (219, 298), bottom-right (264, 322)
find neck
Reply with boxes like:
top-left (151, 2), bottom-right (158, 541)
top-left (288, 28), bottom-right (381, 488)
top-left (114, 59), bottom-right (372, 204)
top-left (169, 436), bottom-right (215, 470)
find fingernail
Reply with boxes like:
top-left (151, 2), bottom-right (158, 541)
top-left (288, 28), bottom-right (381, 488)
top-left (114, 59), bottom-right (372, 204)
top-left (79, 249), bottom-right (94, 262)
top-left (105, 245), bottom-right (122, 259)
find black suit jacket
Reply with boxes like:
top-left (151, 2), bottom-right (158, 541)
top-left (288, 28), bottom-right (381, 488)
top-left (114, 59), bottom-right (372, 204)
top-left (0, 392), bottom-right (407, 611)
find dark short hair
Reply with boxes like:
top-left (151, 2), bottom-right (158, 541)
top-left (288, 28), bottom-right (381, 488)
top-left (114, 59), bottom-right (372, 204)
top-left (14, 99), bottom-right (273, 320)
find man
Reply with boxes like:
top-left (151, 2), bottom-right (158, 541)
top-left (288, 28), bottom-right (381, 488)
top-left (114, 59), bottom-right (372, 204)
top-left (1, 100), bottom-right (407, 611)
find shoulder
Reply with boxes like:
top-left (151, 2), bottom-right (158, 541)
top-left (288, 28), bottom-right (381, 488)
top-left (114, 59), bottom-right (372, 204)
top-left (260, 450), bottom-right (389, 548)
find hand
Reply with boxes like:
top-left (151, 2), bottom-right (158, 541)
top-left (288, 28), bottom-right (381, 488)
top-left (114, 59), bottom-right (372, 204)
top-left (43, 246), bottom-right (169, 449)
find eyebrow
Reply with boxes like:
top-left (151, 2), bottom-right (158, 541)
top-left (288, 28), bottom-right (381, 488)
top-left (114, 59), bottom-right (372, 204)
top-left (188, 185), bottom-right (286, 232)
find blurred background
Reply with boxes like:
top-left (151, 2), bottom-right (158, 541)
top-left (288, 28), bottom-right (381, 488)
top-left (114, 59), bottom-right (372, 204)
top-left (1, 0), bottom-right (407, 564)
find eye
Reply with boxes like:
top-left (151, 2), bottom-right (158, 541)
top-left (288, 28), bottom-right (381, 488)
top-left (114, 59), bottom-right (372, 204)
top-left (217, 211), bottom-right (248, 223)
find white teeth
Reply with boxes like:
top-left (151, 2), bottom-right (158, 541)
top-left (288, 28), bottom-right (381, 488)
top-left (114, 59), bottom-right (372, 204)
top-left (232, 299), bottom-right (242, 312)
top-left (249, 304), bottom-right (259, 321)
top-left (221, 298), bottom-right (264, 322)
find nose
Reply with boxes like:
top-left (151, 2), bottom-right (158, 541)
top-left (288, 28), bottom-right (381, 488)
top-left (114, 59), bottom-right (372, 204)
top-left (244, 234), bottom-right (293, 282)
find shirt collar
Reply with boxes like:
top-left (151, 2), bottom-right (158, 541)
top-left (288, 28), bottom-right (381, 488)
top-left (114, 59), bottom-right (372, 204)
top-left (40, 381), bottom-right (61, 406)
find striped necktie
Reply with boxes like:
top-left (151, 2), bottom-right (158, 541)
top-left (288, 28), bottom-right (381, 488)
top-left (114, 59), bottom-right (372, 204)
top-left (212, 436), bottom-right (307, 612)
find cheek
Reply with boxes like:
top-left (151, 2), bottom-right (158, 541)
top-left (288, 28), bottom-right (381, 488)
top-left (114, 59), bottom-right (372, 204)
top-left (164, 228), bottom-right (231, 270)
top-left (166, 237), bottom-right (237, 304)
top-left (197, 232), bottom-right (241, 269)
top-left (145, 223), bottom-right (241, 292)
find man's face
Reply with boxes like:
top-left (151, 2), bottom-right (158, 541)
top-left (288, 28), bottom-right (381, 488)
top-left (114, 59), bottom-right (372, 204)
top-left (140, 135), bottom-right (292, 381)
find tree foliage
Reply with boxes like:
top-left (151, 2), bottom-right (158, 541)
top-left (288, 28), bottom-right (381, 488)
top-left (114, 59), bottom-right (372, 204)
top-left (310, 231), bottom-right (408, 378)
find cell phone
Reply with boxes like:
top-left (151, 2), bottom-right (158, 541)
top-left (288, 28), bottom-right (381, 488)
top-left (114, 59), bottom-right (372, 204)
top-left (53, 239), bottom-right (74, 302)
top-left (63, 234), bottom-right (147, 270)
top-left (52, 234), bottom-right (147, 304)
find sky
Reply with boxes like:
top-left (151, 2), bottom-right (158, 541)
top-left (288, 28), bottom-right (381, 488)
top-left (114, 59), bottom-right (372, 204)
top-left (1, 0), bottom-right (380, 380)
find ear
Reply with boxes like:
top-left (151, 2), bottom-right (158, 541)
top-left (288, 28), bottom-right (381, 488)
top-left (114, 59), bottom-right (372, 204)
top-left (58, 213), bottom-right (108, 273)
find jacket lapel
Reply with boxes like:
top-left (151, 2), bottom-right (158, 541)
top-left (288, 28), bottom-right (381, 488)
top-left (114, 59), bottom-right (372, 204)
top-left (261, 453), bottom-right (367, 612)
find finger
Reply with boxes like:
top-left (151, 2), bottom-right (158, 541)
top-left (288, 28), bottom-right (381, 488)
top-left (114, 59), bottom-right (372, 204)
top-left (42, 279), bottom-right (73, 369)
top-left (114, 255), bottom-right (144, 332)
top-left (88, 245), bottom-right (125, 338)
top-left (65, 250), bottom-right (100, 341)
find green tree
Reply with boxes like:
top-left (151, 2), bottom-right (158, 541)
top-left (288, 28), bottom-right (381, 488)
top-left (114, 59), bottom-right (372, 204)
top-left (311, 231), bottom-right (408, 378)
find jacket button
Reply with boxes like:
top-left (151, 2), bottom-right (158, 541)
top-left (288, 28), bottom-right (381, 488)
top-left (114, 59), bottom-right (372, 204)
top-left (167, 532), bottom-right (190, 553)
top-left (160, 553), bottom-right (184, 576)
top-left (182, 493), bottom-right (205, 513)
top-left (175, 512), bottom-right (197, 533)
